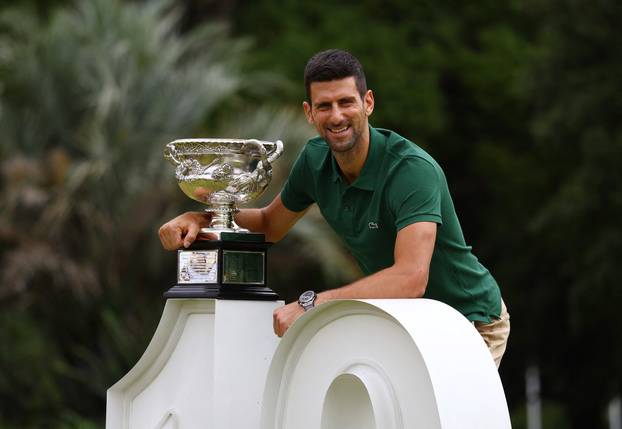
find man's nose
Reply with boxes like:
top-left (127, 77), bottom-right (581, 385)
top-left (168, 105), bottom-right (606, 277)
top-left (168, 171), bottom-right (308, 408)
top-left (329, 105), bottom-right (345, 123)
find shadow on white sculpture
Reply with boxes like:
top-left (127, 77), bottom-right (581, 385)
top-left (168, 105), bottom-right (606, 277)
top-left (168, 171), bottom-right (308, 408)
top-left (106, 298), bottom-right (511, 429)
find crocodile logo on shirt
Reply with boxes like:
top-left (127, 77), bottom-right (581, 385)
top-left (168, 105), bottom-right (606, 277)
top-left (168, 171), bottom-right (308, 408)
top-left (368, 222), bottom-right (379, 229)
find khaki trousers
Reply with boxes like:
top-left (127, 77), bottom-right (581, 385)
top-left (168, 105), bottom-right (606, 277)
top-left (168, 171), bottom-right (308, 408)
top-left (474, 300), bottom-right (510, 368)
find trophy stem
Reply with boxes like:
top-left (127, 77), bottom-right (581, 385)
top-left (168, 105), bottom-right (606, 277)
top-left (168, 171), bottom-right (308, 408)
top-left (204, 203), bottom-right (248, 233)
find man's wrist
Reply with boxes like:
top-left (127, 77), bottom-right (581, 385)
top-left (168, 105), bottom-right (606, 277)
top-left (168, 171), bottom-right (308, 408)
top-left (315, 290), bottom-right (335, 306)
top-left (186, 211), bottom-right (211, 228)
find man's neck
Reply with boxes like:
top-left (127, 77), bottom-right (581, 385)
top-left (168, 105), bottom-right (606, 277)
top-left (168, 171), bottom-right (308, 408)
top-left (333, 127), bottom-right (370, 184)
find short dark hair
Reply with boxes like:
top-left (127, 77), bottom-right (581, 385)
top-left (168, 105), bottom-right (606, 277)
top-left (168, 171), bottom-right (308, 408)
top-left (304, 49), bottom-right (367, 102)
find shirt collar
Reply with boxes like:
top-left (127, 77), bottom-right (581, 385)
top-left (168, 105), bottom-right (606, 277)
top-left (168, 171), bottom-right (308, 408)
top-left (351, 126), bottom-right (383, 190)
top-left (330, 126), bottom-right (383, 189)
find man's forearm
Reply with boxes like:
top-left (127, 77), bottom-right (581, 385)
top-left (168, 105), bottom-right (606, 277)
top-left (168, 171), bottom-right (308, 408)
top-left (272, 222), bottom-right (435, 338)
top-left (234, 195), bottom-right (306, 243)
top-left (272, 264), bottom-right (428, 338)
top-left (316, 222), bottom-right (435, 305)
top-left (316, 264), bottom-right (428, 305)
top-left (234, 208), bottom-right (284, 242)
top-left (234, 208), bottom-right (266, 234)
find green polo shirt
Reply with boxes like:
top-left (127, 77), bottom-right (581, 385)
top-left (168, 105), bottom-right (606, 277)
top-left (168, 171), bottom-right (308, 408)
top-left (281, 126), bottom-right (501, 323)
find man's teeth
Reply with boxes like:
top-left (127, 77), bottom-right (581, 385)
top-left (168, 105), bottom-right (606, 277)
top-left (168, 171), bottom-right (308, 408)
top-left (330, 126), bottom-right (349, 133)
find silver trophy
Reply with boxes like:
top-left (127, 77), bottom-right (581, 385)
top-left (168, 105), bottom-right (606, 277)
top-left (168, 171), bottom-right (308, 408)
top-left (163, 138), bottom-right (284, 300)
top-left (164, 138), bottom-right (284, 237)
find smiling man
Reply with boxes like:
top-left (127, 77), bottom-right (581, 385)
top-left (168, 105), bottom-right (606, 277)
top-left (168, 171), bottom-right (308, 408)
top-left (159, 49), bottom-right (510, 368)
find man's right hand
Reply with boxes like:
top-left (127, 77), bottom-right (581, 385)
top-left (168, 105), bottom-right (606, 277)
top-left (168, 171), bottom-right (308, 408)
top-left (158, 211), bottom-right (212, 250)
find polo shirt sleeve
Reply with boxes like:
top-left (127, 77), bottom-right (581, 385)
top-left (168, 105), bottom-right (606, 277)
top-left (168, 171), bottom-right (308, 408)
top-left (280, 146), bottom-right (315, 212)
top-left (388, 157), bottom-right (443, 231)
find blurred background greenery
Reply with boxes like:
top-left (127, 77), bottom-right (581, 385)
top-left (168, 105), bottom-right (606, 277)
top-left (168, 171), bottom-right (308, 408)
top-left (0, 0), bottom-right (620, 427)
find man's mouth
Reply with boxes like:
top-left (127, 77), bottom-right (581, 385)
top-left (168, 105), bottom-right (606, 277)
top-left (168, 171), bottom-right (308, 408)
top-left (328, 125), bottom-right (350, 136)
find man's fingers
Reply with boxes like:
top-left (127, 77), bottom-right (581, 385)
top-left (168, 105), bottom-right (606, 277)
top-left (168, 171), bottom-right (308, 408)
top-left (159, 224), bottom-right (183, 250)
top-left (273, 308), bottom-right (284, 337)
top-left (183, 223), bottom-right (200, 248)
top-left (159, 211), bottom-right (212, 251)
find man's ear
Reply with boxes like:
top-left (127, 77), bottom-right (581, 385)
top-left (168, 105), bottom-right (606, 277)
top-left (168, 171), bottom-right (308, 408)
top-left (364, 90), bottom-right (375, 117)
top-left (302, 101), bottom-right (314, 124)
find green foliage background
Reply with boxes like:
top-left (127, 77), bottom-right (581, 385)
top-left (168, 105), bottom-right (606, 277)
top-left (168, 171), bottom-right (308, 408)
top-left (1, 0), bottom-right (621, 428)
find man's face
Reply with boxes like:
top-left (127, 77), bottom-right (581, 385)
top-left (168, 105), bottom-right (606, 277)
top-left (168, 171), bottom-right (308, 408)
top-left (303, 77), bottom-right (374, 154)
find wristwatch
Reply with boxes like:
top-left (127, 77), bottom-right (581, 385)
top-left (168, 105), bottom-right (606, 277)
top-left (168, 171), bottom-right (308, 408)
top-left (298, 290), bottom-right (317, 311)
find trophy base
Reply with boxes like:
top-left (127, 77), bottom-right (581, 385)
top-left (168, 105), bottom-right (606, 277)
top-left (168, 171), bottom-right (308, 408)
top-left (198, 229), bottom-right (262, 240)
top-left (164, 236), bottom-right (279, 301)
top-left (163, 283), bottom-right (279, 300)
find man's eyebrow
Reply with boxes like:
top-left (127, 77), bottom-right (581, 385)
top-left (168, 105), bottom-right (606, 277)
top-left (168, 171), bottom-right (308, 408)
top-left (314, 96), bottom-right (357, 107)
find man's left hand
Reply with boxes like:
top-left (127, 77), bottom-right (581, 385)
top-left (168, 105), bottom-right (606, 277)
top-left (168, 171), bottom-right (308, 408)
top-left (273, 301), bottom-right (305, 337)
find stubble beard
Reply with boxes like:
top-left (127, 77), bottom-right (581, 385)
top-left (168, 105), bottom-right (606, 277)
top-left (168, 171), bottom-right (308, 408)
top-left (326, 125), bottom-right (362, 155)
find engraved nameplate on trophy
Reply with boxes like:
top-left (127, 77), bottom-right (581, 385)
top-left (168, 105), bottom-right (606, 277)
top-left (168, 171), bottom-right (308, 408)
top-left (178, 250), bottom-right (218, 284)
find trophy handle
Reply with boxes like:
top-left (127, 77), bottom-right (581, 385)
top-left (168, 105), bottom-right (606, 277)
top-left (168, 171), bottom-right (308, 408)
top-left (249, 139), bottom-right (284, 176)
top-left (163, 143), bottom-right (181, 166)
top-left (242, 139), bottom-right (269, 169)
top-left (266, 140), bottom-right (284, 165)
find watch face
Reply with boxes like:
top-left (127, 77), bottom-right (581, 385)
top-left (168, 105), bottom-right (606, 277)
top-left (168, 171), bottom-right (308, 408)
top-left (300, 290), bottom-right (315, 304)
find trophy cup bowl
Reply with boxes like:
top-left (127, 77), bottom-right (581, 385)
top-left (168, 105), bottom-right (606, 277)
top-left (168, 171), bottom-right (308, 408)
top-left (164, 138), bottom-right (284, 237)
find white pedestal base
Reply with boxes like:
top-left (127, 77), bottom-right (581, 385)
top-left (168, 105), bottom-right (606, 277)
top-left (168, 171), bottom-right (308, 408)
top-left (106, 299), bottom-right (281, 429)
top-left (106, 298), bottom-right (511, 429)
